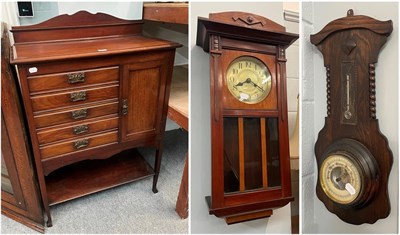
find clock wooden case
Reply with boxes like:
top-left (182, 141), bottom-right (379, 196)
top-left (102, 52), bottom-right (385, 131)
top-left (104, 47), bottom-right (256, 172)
top-left (10, 11), bottom-right (180, 227)
top-left (311, 9), bottom-right (393, 224)
top-left (196, 12), bottom-right (298, 224)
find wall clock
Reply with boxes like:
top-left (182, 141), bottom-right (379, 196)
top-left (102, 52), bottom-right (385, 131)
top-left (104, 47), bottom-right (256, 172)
top-left (196, 12), bottom-right (298, 224)
top-left (311, 9), bottom-right (393, 224)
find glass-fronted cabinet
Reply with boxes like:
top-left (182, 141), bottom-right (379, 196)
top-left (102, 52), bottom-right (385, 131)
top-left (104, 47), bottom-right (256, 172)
top-left (1, 23), bottom-right (44, 232)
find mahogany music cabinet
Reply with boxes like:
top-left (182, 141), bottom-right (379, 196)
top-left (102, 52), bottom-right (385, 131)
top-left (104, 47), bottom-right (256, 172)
top-left (10, 11), bottom-right (180, 227)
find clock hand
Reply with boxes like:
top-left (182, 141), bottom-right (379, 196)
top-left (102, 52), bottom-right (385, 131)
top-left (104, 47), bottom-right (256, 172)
top-left (252, 82), bottom-right (264, 92)
top-left (234, 78), bottom-right (252, 88)
top-left (234, 81), bottom-right (244, 87)
top-left (246, 78), bottom-right (264, 92)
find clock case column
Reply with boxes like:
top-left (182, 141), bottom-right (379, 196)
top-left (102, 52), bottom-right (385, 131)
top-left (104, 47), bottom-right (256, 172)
top-left (197, 12), bottom-right (298, 223)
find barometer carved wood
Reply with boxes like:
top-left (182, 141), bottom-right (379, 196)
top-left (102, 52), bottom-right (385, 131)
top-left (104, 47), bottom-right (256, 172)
top-left (311, 9), bottom-right (393, 225)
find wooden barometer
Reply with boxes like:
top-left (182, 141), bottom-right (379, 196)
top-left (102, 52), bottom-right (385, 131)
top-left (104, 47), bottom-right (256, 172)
top-left (196, 12), bottom-right (298, 224)
top-left (311, 9), bottom-right (393, 224)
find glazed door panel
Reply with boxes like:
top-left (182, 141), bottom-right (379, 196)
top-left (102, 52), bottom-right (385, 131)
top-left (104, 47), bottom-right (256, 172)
top-left (2, 115), bottom-right (24, 205)
top-left (121, 60), bottom-right (168, 142)
top-left (223, 117), bottom-right (281, 194)
top-left (1, 23), bottom-right (45, 231)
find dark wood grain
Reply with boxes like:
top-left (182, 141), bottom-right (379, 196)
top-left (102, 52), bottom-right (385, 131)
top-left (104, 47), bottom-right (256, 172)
top-left (197, 12), bottom-right (297, 224)
top-left (311, 10), bottom-right (393, 224)
top-left (10, 11), bottom-right (180, 227)
top-left (310, 12), bottom-right (392, 45)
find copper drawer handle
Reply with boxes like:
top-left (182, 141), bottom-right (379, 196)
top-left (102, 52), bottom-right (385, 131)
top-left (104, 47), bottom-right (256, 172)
top-left (70, 91), bottom-right (86, 102)
top-left (71, 109), bottom-right (87, 120)
top-left (74, 139), bottom-right (89, 149)
top-left (67, 72), bottom-right (85, 84)
top-left (73, 125), bottom-right (89, 135)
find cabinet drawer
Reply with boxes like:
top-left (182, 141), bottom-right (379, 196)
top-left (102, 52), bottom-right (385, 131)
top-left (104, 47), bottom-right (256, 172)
top-left (34, 102), bottom-right (119, 128)
top-left (40, 131), bottom-right (118, 159)
top-left (31, 85), bottom-right (119, 112)
top-left (28, 66), bottom-right (119, 93)
top-left (37, 117), bottom-right (118, 145)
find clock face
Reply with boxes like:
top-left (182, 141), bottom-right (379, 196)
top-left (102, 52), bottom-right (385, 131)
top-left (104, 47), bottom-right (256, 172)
top-left (226, 56), bottom-right (272, 104)
top-left (320, 154), bottom-right (362, 205)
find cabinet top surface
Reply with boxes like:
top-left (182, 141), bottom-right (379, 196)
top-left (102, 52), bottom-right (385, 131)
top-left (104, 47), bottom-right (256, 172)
top-left (10, 10), bottom-right (181, 64)
top-left (11, 35), bottom-right (180, 64)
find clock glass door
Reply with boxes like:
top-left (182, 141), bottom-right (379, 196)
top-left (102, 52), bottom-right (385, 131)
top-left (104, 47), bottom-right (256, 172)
top-left (223, 117), bottom-right (281, 193)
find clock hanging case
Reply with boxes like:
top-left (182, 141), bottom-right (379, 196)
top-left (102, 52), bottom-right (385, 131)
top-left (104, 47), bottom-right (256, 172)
top-left (311, 9), bottom-right (393, 225)
top-left (197, 12), bottom-right (298, 224)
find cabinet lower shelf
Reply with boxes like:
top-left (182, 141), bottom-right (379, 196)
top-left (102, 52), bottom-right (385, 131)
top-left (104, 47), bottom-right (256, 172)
top-left (46, 149), bottom-right (154, 206)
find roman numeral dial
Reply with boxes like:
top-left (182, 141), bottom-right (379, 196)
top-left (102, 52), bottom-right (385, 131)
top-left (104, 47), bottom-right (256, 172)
top-left (226, 56), bottom-right (272, 104)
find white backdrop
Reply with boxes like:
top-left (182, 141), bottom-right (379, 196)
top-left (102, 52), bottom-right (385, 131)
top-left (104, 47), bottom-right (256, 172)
top-left (58, 2), bottom-right (142, 20)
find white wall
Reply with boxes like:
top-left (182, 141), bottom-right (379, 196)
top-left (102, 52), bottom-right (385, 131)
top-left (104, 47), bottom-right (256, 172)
top-left (284, 5), bottom-right (300, 141)
top-left (58, 2), bottom-right (142, 20)
top-left (302, 2), bottom-right (399, 233)
top-left (16, 2), bottom-right (142, 26)
top-left (190, 2), bottom-right (297, 233)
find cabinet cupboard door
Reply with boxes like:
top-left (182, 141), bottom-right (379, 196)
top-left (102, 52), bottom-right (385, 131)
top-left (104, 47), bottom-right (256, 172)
top-left (1, 23), bottom-right (44, 232)
top-left (121, 59), bottom-right (170, 142)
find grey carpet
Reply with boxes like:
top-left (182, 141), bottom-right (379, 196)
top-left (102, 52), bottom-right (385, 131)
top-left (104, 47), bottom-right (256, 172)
top-left (1, 129), bottom-right (188, 234)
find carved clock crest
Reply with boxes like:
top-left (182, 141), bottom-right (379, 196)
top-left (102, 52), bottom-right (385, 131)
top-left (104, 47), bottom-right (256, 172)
top-left (311, 9), bottom-right (393, 224)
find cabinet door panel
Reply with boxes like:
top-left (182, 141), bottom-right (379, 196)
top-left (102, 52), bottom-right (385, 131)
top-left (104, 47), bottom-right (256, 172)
top-left (127, 67), bottom-right (160, 134)
top-left (121, 59), bottom-right (168, 142)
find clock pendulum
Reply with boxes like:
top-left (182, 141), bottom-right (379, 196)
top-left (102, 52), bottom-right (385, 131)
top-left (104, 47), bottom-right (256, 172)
top-left (311, 9), bottom-right (393, 224)
top-left (196, 12), bottom-right (298, 224)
